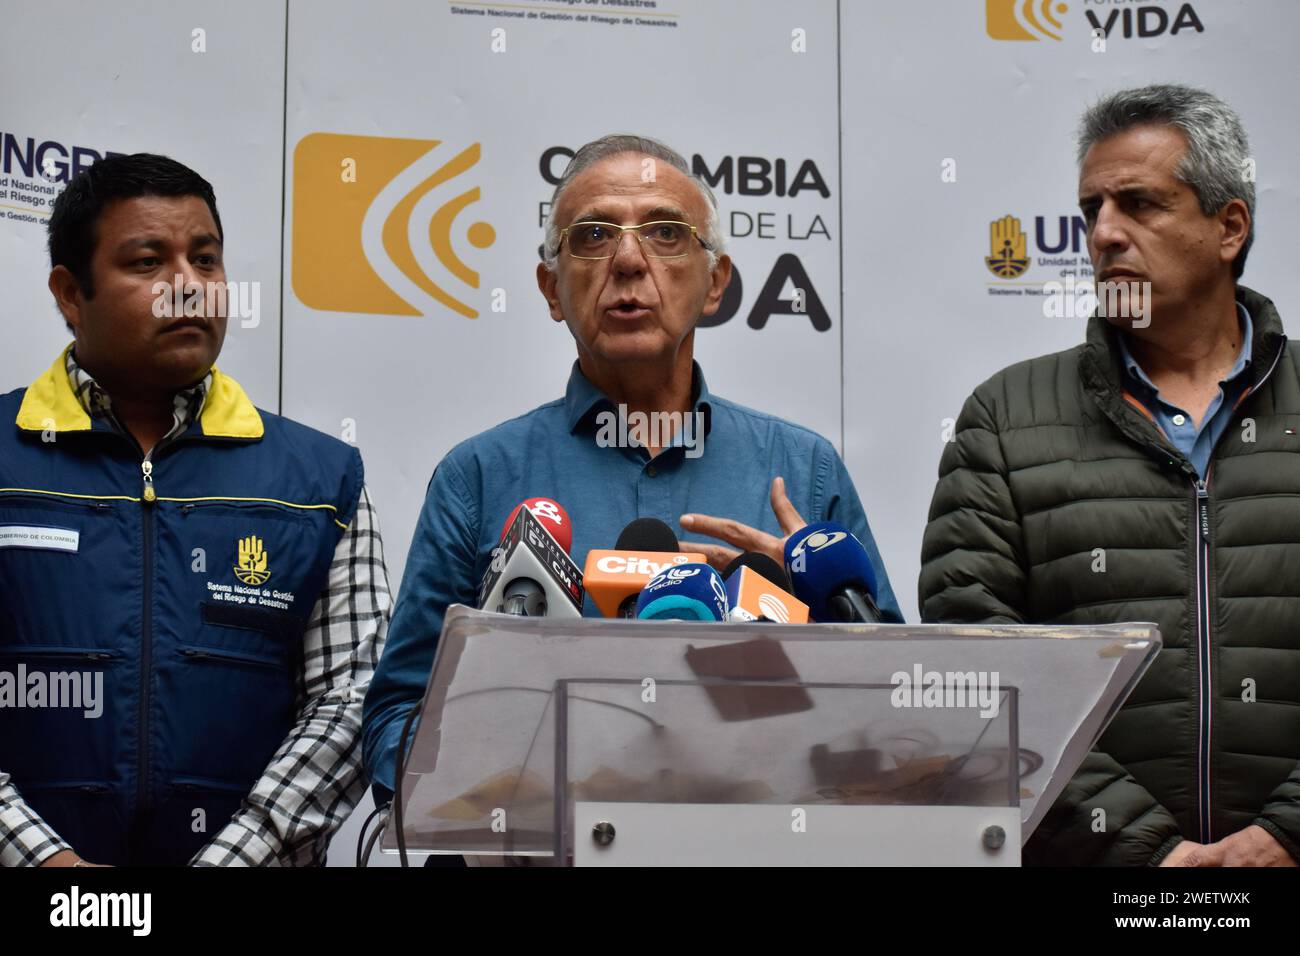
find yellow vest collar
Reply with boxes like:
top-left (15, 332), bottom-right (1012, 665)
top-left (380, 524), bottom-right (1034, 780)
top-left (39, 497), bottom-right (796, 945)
top-left (16, 345), bottom-right (91, 433)
top-left (16, 345), bottom-right (264, 440)
top-left (200, 367), bottom-right (264, 439)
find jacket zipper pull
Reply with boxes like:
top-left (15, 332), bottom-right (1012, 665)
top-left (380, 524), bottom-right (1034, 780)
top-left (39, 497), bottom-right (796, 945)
top-left (141, 459), bottom-right (156, 504)
top-left (1196, 479), bottom-right (1209, 542)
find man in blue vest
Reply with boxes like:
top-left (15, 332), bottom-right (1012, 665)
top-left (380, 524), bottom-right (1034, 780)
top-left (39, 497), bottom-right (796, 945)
top-left (0, 154), bottom-right (390, 866)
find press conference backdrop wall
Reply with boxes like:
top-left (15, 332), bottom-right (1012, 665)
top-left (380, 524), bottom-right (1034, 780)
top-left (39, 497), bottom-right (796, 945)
top-left (3, 0), bottom-right (1297, 865)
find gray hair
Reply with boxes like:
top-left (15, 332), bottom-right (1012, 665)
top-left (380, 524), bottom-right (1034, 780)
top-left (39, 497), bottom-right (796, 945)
top-left (541, 134), bottom-right (724, 271)
top-left (1077, 84), bottom-right (1255, 279)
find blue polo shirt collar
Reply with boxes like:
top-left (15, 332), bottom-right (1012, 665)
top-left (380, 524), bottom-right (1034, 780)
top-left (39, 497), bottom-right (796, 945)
top-left (563, 360), bottom-right (714, 441)
top-left (1119, 301), bottom-right (1253, 396)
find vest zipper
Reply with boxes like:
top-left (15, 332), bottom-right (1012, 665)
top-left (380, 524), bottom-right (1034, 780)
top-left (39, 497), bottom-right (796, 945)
top-left (1192, 474), bottom-right (1212, 844)
top-left (138, 454), bottom-right (155, 817)
top-left (1188, 333), bottom-right (1285, 845)
top-left (141, 459), bottom-right (156, 503)
top-left (179, 647), bottom-right (282, 670)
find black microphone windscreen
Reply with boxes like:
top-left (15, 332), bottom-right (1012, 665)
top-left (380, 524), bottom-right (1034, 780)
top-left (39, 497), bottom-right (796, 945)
top-left (723, 550), bottom-right (793, 593)
top-left (615, 517), bottom-right (680, 553)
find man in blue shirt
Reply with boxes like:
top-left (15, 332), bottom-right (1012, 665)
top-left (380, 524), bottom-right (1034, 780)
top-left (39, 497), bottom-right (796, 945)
top-left (362, 134), bottom-right (901, 803)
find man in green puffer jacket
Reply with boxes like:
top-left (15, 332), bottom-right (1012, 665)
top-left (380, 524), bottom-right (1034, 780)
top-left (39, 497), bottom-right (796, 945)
top-left (920, 84), bottom-right (1299, 867)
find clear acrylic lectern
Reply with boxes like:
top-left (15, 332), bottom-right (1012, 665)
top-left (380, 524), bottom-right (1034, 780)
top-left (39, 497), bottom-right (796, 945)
top-left (382, 605), bottom-right (1160, 866)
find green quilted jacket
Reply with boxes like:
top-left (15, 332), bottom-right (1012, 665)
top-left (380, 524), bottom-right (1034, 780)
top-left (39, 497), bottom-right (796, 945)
top-left (920, 285), bottom-right (1300, 866)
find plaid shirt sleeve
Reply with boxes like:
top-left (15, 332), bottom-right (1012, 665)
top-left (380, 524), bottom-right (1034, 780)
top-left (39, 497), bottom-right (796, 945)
top-left (190, 484), bottom-right (391, 866)
top-left (0, 773), bottom-right (72, 867)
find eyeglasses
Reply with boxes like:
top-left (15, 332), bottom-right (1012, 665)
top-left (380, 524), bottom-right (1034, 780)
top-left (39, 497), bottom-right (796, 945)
top-left (557, 220), bottom-right (711, 260)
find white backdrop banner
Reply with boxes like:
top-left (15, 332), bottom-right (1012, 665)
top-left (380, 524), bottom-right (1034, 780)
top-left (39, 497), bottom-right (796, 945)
top-left (0, 0), bottom-right (286, 409)
top-left (840, 0), bottom-right (1300, 624)
top-left (281, 0), bottom-right (844, 589)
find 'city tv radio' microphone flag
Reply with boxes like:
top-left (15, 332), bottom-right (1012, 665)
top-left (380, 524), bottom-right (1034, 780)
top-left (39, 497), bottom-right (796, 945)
top-left (635, 562), bottom-right (729, 622)
top-left (478, 499), bottom-right (583, 617)
top-left (583, 518), bottom-right (707, 618)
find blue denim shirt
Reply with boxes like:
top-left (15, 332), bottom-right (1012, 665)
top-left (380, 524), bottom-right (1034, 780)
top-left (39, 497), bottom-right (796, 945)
top-left (1118, 303), bottom-right (1254, 478)
top-left (362, 360), bottom-right (901, 798)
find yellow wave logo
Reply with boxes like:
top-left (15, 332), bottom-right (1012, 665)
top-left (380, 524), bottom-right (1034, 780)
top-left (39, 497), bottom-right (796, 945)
top-left (986, 0), bottom-right (1068, 41)
top-left (986, 215), bottom-right (1030, 278)
top-left (292, 133), bottom-right (495, 318)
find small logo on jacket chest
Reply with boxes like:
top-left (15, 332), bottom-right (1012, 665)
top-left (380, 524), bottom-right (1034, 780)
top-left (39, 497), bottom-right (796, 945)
top-left (203, 535), bottom-right (297, 611)
top-left (234, 534), bottom-right (272, 586)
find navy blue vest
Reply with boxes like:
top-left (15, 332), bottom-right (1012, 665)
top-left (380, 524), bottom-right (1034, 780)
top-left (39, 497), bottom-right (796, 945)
top-left (0, 353), bottom-right (362, 865)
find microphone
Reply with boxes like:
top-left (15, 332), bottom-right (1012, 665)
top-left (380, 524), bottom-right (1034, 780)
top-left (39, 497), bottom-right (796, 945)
top-left (783, 521), bottom-right (883, 623)
top-left (477, 498), bottom-right (584, 617)
top-left (583, 517), bottom-right (707, 618)
top-left (499, 497), bottom-right (572, 554)
top-left (722, 551), bottom-right (809, 623)
top-left (618, 517), bottom-right (680, 554)
top-left (635, 562), bottom-right (729, 621)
